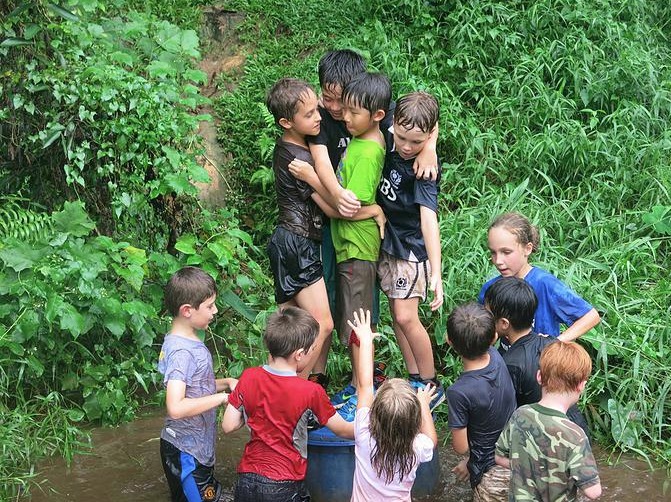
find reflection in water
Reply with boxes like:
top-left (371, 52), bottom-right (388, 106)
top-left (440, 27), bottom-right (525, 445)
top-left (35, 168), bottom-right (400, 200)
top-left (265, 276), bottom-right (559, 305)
top-left (29, 411), bottom-right (668, 501)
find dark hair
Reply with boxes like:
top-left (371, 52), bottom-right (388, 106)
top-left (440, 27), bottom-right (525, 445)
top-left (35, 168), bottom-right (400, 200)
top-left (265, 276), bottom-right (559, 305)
top-left (264, 306), bottom-right (319, 358)
top-left (265, 77), bottom-right (315, 126)
top-left (489, 212), bottom-right (541, 254)
top-left (539, 341), bottom-right (592, 393)
top-left (447, 302), bottom-right (496, 359)
top-left (318, 49), bottom-right (367, 92)
top-left (341, 72), bottom-right (391, 114)
top-left (369, 378), bottom-right (421, 483)
top-left (164, 266), bottom-right (217, 317)
top-left (394, 91), bottom-right (440, 133)
top-left (484, 277), bottom-right (538, 331)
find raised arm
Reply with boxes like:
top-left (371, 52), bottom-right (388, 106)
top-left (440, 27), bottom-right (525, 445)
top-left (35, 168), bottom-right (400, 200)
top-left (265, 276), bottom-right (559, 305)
top-left (347, 309), bottom-right (376, 409)
top-left (420, 205), bottom-right (443, 310)
top-left (557, 308), bottom-right (601, 342)
top-left (165, 379), bottom-right (228, 420)
top-left (416, 383), bottom-right (438, 446)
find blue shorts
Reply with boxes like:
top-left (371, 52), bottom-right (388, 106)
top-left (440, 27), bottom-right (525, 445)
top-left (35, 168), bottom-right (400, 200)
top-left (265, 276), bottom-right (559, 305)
top-left (160, 438), bottom-right (221, 502)
top-left (234, 472), bottom-right (310, 502)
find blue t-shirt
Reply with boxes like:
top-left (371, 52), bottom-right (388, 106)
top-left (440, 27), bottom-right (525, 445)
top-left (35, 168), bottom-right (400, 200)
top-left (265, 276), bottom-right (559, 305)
top-left (376, 126), bottom-right (441, 262)
top-left (447, 347), bottom-right (516, 488)
top-left (478, 266), bottom-right (593, 337)
top-left (158, 334), bottom-right (217, 466)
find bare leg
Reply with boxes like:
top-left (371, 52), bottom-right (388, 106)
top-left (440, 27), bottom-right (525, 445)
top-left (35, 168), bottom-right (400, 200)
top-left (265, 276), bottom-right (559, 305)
top-left (390, 298), bottom-right (436, 380)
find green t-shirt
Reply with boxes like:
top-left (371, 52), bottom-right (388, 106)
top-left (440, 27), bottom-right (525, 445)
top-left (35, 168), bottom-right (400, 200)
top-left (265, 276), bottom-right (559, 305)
top-left (495, 403), bottom-right (600, 502)
top-left (331, 137), bottom-right (384, 263)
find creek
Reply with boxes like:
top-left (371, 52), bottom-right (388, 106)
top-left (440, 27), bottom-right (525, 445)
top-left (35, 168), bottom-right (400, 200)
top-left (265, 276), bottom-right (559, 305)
top-left (29, 409), bottom-right (669, 501)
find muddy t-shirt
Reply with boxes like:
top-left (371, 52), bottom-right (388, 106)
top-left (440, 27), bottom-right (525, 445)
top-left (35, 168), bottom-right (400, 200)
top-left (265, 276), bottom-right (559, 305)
top-left (158, 334), bottom-right (217, 466)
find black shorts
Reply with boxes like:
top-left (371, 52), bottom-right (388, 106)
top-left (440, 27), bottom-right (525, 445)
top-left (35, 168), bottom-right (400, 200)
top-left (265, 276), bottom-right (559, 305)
top-left (234, 472), bottom-right (310, 502)
top-left (268, 227), bottom-right (323, 304)
top-left (160, 438), bottom-right (221, 502)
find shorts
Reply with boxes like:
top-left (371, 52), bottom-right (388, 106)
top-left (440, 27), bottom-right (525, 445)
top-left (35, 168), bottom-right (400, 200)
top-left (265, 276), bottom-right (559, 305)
top-left (377, 251), bottom-right (430, 301)
top-left (473, 465), bottom-right (510, 502)
top-left (268, 227), bottom-right (323, 304)
top-left (160, 438), bottom-right (221, 502)
top-left (335, 259), bottom-right (377, 346)
top-left (234, 472), bottom-right (310, 502)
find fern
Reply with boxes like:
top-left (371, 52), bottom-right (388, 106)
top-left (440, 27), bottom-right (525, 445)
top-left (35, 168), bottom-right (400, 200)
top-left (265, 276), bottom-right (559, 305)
top-left (0, 199), bottom-right (54, 242)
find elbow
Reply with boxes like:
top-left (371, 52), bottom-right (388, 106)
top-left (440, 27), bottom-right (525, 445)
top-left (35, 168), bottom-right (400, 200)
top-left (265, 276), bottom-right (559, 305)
top-left (166, 405), bottom-right (185, 421)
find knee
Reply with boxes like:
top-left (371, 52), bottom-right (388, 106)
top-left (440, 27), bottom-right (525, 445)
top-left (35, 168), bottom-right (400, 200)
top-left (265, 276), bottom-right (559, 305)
top-left (393, 308), bottom-right (420, 329)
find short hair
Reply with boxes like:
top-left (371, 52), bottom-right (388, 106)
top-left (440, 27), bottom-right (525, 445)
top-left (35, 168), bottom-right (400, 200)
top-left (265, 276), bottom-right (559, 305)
top-left (265, 77), bottom-right (315, 126)
top-left (164, 266), bottom-right (216, 317)
top-left (447, 302), bottom-right (496, 359)
top-left (490, 212), bottom-right (541, 254)
top-left (318, 49), bottom-right (367, 92)
top-left (264, 306), bottom-right (319, 358)
top-left (394, 92), bottom-right (440, 133)
top-left (539, 341), bottom-right (592, 393)
top-left (484, 277), bottom-right (538, 331)
top-left (341, 72), bottom-right (391, 114)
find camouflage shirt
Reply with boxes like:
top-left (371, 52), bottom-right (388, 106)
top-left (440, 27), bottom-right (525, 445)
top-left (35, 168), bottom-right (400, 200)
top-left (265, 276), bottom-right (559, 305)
top-left (495, 403), bottom-right (600, 501)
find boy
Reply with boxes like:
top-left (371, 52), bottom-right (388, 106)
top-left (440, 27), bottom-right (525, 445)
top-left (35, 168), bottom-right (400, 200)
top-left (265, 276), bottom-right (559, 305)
top-left (222, 306), bottom-right (354, 501)
top-left (484, 276), bottom-right (590, 433)
top-left (265, 77), bottom-right (385, 382)
top-left (376, 91), bottom-right (444, 410)
top-left (495, 342), bottom-right (602, 500)
top-left (445, 302), bottom-right (516, 501)
top-left (158, 266), bottom-right (238, 502)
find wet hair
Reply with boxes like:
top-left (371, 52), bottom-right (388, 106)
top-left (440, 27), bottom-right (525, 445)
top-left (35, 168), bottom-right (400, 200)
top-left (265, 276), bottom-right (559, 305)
top-left (164, 266), bottom-right (217, 317)
top-left (394, 92), bottom-right (440, 133)
top-left (539, 341), bottom-right (592, 394)
top-left (447, 303), bottom-right (496, 360)
top-left (369, 378), bottom-right (422, 483)
top-left (264, 306), bottom-right (319, 358)
top-left (318, 49), bottom-right (367, 93)
top-left (484, 277), bottom-right (538, 331)
top-left (341, 72), bottom-right (391, 115)
top-left (489, 212), bottom-right (541, 254)
top-left (265, 77), bottom-right (315, 127)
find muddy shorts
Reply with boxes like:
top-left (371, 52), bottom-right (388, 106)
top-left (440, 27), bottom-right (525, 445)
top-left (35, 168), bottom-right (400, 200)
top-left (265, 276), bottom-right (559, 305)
top-left (473, 464), bottom-right (510, 502)
top-left (335, 258), bottom-right (377, 346)
top-left (234, 472), bottom-right (310, 502)
top-left (377, 251), bottom-right (430, 301)
top-left (160, 438), bottom-right (222, 502)
top-left (267, 226), bottom-right (323, 304)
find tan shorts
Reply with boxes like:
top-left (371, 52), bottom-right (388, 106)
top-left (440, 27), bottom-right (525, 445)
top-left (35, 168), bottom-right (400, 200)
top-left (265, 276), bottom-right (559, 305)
top-left (473, 465), bottom-right (510, 502)
top-left (377, 251), bottom-right (430, 301)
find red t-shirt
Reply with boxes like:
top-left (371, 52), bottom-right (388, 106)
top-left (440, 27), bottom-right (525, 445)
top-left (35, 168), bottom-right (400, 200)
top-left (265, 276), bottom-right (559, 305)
top-left (228, 365), bottom-right (336, 480)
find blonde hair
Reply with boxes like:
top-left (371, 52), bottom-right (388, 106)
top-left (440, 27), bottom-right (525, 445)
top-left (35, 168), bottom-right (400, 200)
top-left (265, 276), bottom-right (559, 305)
top-left (490, 212), bottom-right (541, 254)
top-left (539, 341), bottom-right (592, 393)
top-left (369, 378), bottom-right (422, 483)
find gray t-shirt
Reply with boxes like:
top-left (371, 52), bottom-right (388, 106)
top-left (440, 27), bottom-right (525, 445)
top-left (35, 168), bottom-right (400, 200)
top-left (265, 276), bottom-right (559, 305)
top-left (158, 334), bottom-right (217, 466)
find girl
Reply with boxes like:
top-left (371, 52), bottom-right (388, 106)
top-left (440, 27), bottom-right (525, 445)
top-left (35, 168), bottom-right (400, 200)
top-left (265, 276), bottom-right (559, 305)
top-left (347, 309), bottom-right (437, 502)
top-left (478, 212), bottom-right (600, 342)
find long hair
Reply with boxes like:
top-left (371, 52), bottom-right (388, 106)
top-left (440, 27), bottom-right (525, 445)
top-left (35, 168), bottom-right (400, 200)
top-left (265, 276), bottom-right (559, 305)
top-left (369, 378), bottom-right (422, 483)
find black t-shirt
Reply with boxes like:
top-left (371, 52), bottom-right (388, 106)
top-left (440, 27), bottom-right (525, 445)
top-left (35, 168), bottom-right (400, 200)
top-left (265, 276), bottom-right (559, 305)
top-left (272, 139), bottom-right (323, 241)
top-left (377, 126), bottom-right (441, 262)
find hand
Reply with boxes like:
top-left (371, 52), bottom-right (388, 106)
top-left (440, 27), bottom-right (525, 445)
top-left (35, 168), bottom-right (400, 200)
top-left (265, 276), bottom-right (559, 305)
top-left (346, 309), bottom-right (378, 345)
top-left (428, 273), bottom-right (443, 311)
top-left (288, 158), bottom-right (315, 182)
top-left (373, 209), bottom-right (386, 240)
top-left (416, 381), bottom-right (437, 409)
top-left (412, 148), bottom-right (439, 181)
top-left (226, 377), bottom-right (238, 391)
top-left (337, 189), bottom-right (361, 217)
top-left (452, 458), bottom-right (469, 482)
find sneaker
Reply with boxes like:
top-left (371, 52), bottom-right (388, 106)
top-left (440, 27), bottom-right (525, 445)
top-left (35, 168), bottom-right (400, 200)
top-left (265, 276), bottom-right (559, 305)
top-left (410, 379), bottom-right (446, 412)
top-left (308, 372), bottom-right (329, 391)
top-left (336, 394), bottom-right (358, 422)
top-left (330, 384), bottom-right (356, 408)
top-left (373, 361), bottom-right (387, 389)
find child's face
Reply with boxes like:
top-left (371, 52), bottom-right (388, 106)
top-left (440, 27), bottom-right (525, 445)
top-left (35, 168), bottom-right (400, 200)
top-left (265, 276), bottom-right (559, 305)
top-left (342, 101), bottom-right (374, 137)
top-left (321, 84), bottom-right (344, 120)
top-left (189, 294), bottom-right (218, 330)
top-left (392, 122), bottom-right (431, 160)
top-left (288, 89), bottom-right (321, 137)
top-left (487, 227), bottom-right (533, 278)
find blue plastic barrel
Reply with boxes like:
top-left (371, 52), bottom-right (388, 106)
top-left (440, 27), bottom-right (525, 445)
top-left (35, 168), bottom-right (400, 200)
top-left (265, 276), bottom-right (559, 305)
top-left (305, 426), bottom-right (440, 501)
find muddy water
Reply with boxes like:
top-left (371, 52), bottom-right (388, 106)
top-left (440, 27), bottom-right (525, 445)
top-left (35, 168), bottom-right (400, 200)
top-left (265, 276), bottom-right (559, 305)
top-left (29, 410), bottom-right (668, 501)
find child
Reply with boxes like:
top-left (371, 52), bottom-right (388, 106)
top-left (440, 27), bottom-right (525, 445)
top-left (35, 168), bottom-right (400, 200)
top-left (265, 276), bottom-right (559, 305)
top-left (484, 276), bottom-right (590, 434)
top-left (478, 212), bottom-right (601, 345)
top-left (495, 341), bottom-right (602, 501)
top-left (221, 306), bottom-right (354, 502)
top-left (158, 266), bottom-right (238, 502)
top-left (376, 91), bottom-right (444, 409)
top-left (445, 302), bottom-right (516, 501)
top-left (265, 77), bottom-right (384, 382)
top-left (348, 309), bottom-right (437, 502)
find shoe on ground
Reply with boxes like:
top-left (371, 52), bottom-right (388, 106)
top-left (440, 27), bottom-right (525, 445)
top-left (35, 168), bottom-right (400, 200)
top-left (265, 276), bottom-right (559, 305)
top-left (336, 394), bottom-right (358, 422)
top-left (409, 379), bottom-right (446, 413)
top-left (330, 383), bottom-right (356, 408)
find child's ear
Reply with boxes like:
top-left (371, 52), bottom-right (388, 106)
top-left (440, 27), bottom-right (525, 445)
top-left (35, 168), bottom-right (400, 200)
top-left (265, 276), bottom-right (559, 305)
top-left (278, 117), bottom-right (292, 130)
top-left (372, 109), bottom-right (386, 122)
top-left (536, 369), bottom-right (542, 385)
top-left (179, 304), bottom-right (192, 318)
top-left (577, 379), bottom-right (587, 393)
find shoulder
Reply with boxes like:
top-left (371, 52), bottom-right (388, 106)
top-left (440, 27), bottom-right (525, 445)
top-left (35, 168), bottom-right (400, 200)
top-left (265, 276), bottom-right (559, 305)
top-left (478, 275), bottom-right (501, 302)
